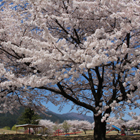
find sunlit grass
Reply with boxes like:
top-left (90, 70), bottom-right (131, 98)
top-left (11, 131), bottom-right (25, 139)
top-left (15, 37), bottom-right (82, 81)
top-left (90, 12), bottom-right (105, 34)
top-left (106, 130), bottom-right (118, 135)
top-left (58, 130), bottom-right (119, 137)
top-left (0, 129), bottom-right (140, 140)
top-left (0, 129), bottom-right (23, 134)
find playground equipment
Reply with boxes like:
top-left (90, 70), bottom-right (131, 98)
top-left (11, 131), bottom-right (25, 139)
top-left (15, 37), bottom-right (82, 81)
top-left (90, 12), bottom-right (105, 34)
top-left (112, 125), bottom-right (121, 131)
top-left (106, 123), bottom-right (121, 134)
top-left (106, 128), bottom-right (115, 134)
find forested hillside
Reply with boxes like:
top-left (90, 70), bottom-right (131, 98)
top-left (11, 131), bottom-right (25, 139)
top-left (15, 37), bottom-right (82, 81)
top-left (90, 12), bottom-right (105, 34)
top-left (40, 111), bottom-right (94, 123)
top-left (0, 107), bottom-right (24, 128)
top-left (0, 108), bottom-right (93, 128)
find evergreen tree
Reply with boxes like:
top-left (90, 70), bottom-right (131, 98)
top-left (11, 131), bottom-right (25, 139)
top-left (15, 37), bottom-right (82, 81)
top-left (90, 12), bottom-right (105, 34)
top-left (18, 108), bottom-right (41, 125)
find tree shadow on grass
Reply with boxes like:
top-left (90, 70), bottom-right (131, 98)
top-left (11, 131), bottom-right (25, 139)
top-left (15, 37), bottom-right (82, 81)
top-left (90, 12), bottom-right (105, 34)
top-left (0, 134), bottom-right (140, 140)
top-left (107, 135), bottom-right (140, 140)
top-left (0, 134), bottom-right (46, 140)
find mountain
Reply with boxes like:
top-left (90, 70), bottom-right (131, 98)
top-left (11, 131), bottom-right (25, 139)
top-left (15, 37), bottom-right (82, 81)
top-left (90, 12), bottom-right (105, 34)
top-left (0, 108), bottom-right (94, 128)
top-left (63, 112), bottom-right (94, 122)
top-left (40, 110), bottom-right (94, 123)
top-left (0, 107), bottom-right (24, 128)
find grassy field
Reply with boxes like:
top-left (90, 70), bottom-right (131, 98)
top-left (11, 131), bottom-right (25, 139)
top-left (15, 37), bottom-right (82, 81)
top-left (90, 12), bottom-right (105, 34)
top-left (66, 130), bottom-right (118, 136)
top-left (0, 129), bottom-right (23, 134)
top-left (0, 129), bottom-right (140, 140)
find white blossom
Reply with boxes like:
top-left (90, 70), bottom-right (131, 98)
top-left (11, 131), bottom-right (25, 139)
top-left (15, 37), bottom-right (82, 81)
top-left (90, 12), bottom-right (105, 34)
top-left (0, 1), bottom-right (140, 138)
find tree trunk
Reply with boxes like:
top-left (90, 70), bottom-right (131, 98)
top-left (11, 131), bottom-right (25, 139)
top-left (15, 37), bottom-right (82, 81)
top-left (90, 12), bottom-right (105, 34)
top-left (84, 130), bottom-right (86, 134)
top-left (94, 115), bottom-right (106, 140)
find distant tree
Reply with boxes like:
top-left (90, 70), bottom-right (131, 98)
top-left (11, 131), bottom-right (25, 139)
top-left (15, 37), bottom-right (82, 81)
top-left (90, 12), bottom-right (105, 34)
top-left (65, 120), bottom-right (92, 134)
top-left (11, 125), bottom-right (17, 131)
top-left (61, 121), bottom-right (71, 133)
top-left (66, 120), bottom-right (80, 134)
top-left (18, 108), bottom-right (41, 125)
top-left (39, 119), bottom-right (55, 134)
top-left (53, 122), bottom-right (61, 133)
top-left (3, 126), bottom-right (10, 130)
top-left (126, 116), bottom-right (140, 129)
top-left (11, 124), bottom-right (24, 131)
top-left (79, 120), bottom-right (92, 134)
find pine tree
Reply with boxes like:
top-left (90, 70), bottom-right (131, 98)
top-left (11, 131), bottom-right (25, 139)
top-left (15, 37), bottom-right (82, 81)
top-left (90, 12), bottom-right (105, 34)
top-left (18, 108), bottom-right (40, 125)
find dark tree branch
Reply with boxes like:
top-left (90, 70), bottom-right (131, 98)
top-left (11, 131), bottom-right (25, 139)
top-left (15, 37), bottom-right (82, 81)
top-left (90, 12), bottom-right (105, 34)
top-left (74, 28), bottom-right (81, 44)
top-left (88, 69), bottom-right (96, 96)
top-left (95, 67), bottom-right (103, 104)
top-left (62, 1), bottom-right (68, 13)
top-left (57, 82), bottom-right (96, 112)
top-left (55, 19), bottom-right (80, 44)
top-left (95, 66), bottom-right (101, 81)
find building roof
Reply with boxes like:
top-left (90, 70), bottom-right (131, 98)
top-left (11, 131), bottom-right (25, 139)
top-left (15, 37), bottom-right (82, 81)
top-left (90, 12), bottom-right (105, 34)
top-left (15, 124), bottom-right (45, 128)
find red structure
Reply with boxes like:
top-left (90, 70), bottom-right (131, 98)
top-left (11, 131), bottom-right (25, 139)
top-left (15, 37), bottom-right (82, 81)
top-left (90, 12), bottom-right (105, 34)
top-left (106, 128), bottom-right (115, 134)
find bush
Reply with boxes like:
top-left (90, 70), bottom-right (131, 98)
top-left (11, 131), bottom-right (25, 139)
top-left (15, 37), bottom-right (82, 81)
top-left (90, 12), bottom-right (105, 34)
top-left (3, 126), bottom-right (10, 130)
top-left (11, 125), bottom-right (24, 131)
top-left (11, 125), bottom-right (17, 131)
top-left (130, 127), bottom-right (134, 131)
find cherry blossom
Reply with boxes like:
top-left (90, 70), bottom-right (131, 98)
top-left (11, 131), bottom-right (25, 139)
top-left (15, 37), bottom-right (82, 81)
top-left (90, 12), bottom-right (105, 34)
top-left (0, 0), bottom-right (140, 139)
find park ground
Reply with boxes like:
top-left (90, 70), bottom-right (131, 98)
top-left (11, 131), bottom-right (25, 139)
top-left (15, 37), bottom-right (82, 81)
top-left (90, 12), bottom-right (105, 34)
top-left (0, 129), bottom-right (140, 140)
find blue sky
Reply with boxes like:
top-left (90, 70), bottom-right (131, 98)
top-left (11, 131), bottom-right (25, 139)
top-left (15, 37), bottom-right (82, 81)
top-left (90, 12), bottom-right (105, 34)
top-left (0, 0), bottom-right (4, 7)
top-left (44, 100), bottom-right (140, 120)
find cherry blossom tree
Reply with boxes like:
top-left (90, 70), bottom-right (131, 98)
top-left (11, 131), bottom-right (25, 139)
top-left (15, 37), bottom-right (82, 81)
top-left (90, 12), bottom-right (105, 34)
top-left (61, 120), bottom-right (92, 134)
top-left (126, 115), bottom-right (140, 129)
top-left (66, 120), bottom-right (80, 133)
top-left (106, 117), bottom-right (126, 129)
top-left (0, 0), bottom-right (140, 139)
top-left (78, 120), bottom-right (92, 134)
top-left (61, 120), bottom-right (71, 133)
top-left (39, 119), bottom-right (55, 134)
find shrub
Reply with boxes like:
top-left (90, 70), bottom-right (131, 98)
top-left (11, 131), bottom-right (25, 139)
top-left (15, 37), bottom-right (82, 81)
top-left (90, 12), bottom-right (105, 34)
top-left (3, 126), bottom-right (10, 130)
top-left (11, 125), bottom-right (24, 131)
top-left (11, 125), bottom-right (17, 131)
